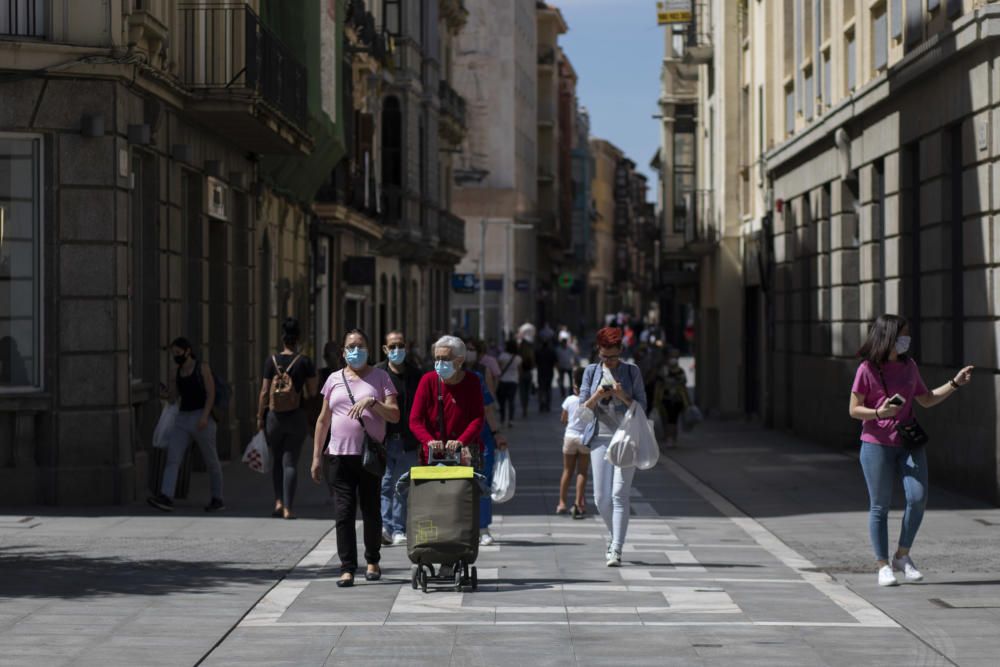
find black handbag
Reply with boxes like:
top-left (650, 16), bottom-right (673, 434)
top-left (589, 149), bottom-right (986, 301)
top-left (876, 366), bottom-right (929, 450)
top-left (342, 370), bottom-right (387, 477)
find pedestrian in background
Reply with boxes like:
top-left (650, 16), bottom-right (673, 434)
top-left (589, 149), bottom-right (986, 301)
top-left (652, 348), bottom-right (689, 449)
top-left (849, 314), bottom-right (973, 587)
top-left (465, 337), bottom-right (499, 397)
top-left (258, 317), bottom-right (317, 520)
top-left (496, 340), bottom-right (522, 428)
top-left (517, 325), bottom-right (536, 419)
top-left (464, 344), bottom-right (508, 546)
top-left (375, 330), bottom-right (422, 547)
top-left (556, 336), bottom-right (576, 399)
top-left (579, 326), bottom-right (647, 567)
top-left (536, 338), bottom-right (557, 413)
top-left (148, 337), bottom-right (225, 513)
top-left (311, 329), bottom-right (400, 588)
top-left (557, 366), bottom-right (589, 519)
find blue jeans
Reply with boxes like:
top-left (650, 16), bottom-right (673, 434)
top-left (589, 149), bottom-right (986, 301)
top-left (859, 442), bottom-right (928, 561)
top-left (380, 436), bottom-right (416, 536)
top-left (590, 436), bottom-right (636, 552)
top-left (480, 433), bottom-right (496, 530)
top-left (161, 411), bottom-right (223, 500)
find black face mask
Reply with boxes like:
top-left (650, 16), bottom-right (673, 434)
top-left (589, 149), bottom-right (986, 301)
top-left (173, 354), bottom-right (187, 366)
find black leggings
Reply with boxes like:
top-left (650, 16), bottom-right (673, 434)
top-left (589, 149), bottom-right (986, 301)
top-left (265, 411), bottom-right (307, 509)
top-left (329, 454), bottom-right (382, 574)
top-left (497, 381), bottom-right (518, 422)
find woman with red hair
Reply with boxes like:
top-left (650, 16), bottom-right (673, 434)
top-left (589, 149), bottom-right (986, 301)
top-left (579, 326), bottom-right (647, 567)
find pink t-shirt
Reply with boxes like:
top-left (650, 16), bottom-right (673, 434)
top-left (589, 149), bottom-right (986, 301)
top-left (851, 359), bottom-right (929, 447)
top-left (321, 368), bottom-right (397, 456)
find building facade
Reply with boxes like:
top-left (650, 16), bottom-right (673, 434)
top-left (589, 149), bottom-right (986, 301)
top-left (451, 0), bottom-right (538, 343)
top-left (662, 0), bottom-right (1000, 500)
top-left (0, 0), bottom-right (340, 504)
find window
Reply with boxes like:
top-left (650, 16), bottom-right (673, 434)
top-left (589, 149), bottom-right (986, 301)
top-left (872, 5), bottom-right (888, 73)
top-left (672, 107), bottom-right (696, 234)
top-left (785, 83), bottom-right (795, 136)
top-left (845, 29), bottom-right (857, 92)
top-left (891, 0), bottom-right (902, 40)
top-left (382, 0), bottom-right (401, 36)
top-left (906, 0), bottom-right (924, 46)
top-left (821, 49), bottom-right (832, 109)
top-left (821, 0), bottom-right (831, 41)
top-left (946, 0), bottom-right (962, 19)
top-left (0, 0), bottom-right (46, 38)
top-left (927, 0), bottom-right (939, 11)
top-left (0, 135), bottom-right (42, 390)
top-left (803, 66), bottom-right (814, 121)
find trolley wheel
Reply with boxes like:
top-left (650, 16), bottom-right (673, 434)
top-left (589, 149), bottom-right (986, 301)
top-left (454, 564), bottom-right (463, 592)
top-left (420, 568), bottom-right (428, 593)
top-left (410, 565), bottom-right (419, 590)
top-left (463, 563), bottom-right (470, 580)
top-left (471, 566), bottom-right (478, 591)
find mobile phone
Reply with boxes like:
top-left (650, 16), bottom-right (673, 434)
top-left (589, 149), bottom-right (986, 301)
top-left (601, 383), bottom-right (614, 391)
top-left (887, 393), bottom-right (905, 407)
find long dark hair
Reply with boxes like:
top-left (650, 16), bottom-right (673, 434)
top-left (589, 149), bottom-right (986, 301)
top-left (857, 314), bottom-right (908, 366)
top-left (281, 317), bottom-right (301, 349)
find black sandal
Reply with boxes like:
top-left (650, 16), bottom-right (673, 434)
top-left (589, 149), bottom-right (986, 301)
top-left (365, 566), bottom-right (382, 582)
top-left (336, 573), bottom-right (354, 588)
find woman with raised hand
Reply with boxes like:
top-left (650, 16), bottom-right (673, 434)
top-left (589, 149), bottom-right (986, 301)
top-left (849, 314), bottom-right (972, 587)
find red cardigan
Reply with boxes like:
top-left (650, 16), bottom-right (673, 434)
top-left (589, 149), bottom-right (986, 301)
top-left (409, 370), bottom-right (485, 462)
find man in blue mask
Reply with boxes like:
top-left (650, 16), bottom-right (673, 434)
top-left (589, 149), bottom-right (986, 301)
top-left (375, 330), bottom-right (422, 546)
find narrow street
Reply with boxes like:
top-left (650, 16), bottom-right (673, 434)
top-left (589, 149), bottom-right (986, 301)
top-left (2, 412), bottom-right (998, 666)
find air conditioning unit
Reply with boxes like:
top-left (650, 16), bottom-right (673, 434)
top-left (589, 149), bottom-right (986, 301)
top-left (206, 176), bottom-right (229, 221)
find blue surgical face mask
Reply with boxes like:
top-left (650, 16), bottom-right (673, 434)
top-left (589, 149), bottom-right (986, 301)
top-left (435, 360), bottom-right (456, 380)
top-left (345, 346), bottom-right (368, 369)
top-left (895, 336), bottom-right (911, 355)
top-left (387, 348), bottom-right (406, 365)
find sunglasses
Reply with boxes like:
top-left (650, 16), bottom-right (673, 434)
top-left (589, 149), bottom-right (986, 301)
top-left (599, 354), bottom-right (621, 361)
top-left (385, 344), bottom-right (405, 350)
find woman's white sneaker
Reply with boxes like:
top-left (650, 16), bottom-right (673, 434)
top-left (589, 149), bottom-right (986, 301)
top-left (878, 565), bottom-right (899, 587)
top-left (606, 549), bottom-right (622, 567)
top-left (891, 555), bottom-right (923, 582)
top-left (480, 531), bottom-right (494, 546)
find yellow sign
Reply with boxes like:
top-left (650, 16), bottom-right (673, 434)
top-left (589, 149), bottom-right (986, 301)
top-left (657, 0), bottom-right (692, 25)
top-left (411, 465), bottom-right (474, 480)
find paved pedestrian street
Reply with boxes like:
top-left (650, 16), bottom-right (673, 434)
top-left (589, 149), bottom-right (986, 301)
top-left (3, 412), bottom-right (1000, 665)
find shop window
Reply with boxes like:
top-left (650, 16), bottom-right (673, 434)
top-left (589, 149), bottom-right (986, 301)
top-left (0, 135), bottom-right (42, 390)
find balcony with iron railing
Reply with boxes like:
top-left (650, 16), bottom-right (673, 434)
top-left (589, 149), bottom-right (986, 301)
top-left (679, 189), bottom-right (718, 254)
top-left (438, 79), bottom-right (467, 145)
top-left (438, 210), bottom-right (466, 256)
top-left (178, 3), bottom-right (310, 154)
top-left (664, 1), bottom-right (712, 65)
top-left (1, 0), bottom-right (45, 38)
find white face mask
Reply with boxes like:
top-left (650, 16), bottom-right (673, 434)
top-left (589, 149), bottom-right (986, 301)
top-left (895, 336), bottom-right (911, 355)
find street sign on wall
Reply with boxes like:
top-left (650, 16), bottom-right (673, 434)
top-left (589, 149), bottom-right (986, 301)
top-left (657, 0), bottom-right (692, 24)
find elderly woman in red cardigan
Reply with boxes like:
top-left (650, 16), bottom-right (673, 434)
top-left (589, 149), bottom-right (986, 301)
top-left (409, 335), bottom-right (485, 465)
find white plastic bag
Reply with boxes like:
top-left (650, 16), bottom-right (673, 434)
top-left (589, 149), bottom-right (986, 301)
top-left (491, 449), bottom-right (516, 503)
top-left (605, 403), bottom-right (660, 470)
top-left (152, 403), bottom-right (178, 450)
top-left (241, 431), bottom-right (272, 474)
top-left (682, 405), bottom-right (703, 432)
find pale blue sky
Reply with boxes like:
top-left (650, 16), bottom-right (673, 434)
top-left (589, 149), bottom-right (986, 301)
top-left (558, 0), bottom-right (664, 190)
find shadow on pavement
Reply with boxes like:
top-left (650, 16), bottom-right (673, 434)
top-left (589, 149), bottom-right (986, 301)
top-left (0, 545), bottom-right (286, 600)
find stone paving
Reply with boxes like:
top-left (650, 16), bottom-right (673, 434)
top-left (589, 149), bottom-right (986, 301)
top-left (1, 411), bottom-right (999, 665)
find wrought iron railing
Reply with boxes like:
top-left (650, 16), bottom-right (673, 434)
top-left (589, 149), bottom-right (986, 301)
top-left (438, 79), bottom-right (467, 129)
top-left (680, 188), bottom-right (718, 246)
top-left (179, 3), bottom-right (307, 128)
top-left (1, 0), bottom-right (46, 38)
top-left (438, 211), bottom-right (466, 252)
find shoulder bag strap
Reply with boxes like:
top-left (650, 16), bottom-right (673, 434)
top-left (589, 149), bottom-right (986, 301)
top-left (271, 355), bottom-right (282, 374)
top-left (342, 369), bottom-right (372, 438)
top-left (437, 376), bottom-right (449, 441)
top-left (286, 354), bottom-right (302, 372)
top-left (500, 356), bottom-right (515, 376)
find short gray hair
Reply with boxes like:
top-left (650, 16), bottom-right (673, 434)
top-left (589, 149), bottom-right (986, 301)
top-left (433, 335), bottom-right (467, 359)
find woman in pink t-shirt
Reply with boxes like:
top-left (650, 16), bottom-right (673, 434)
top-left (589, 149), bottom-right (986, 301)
top-left (311, 329), bottom-right (399, 588)
top-left (849, 314), bottom-right (973, 588)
